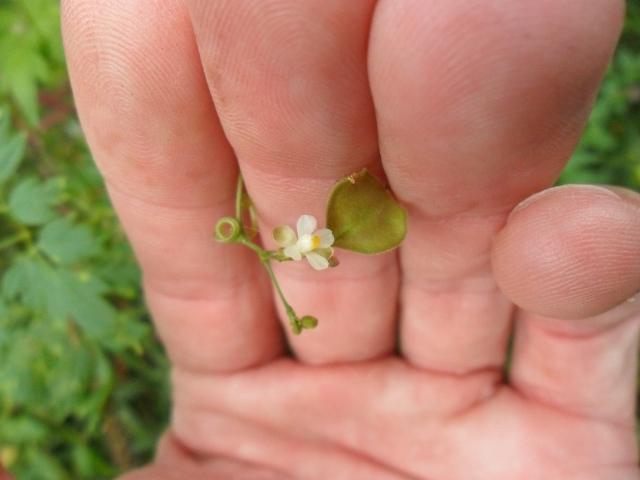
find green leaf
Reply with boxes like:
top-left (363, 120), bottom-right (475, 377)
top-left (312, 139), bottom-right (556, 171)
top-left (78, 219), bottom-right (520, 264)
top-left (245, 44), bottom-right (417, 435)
top-left (326, 169), bottom-right (407, 254)
top-left (0, 49), bottom-right (47, 127)
top-left (0, 33), bottom-right (50, 126)
top-left (74, 352), bottom-right (113, 423)
top-left (2, 256), bottom-right (44, 308)
top-left (94, 252), bottom-right (141, 299)
top-left (71, 442), bottom-right (116, 478)
top-left (0, 106), bottom-right (11, 138)
top-left (46, 269), bottom-right (118, 339)
top-left (44, 344), bottom-right (95, 421)
top-left (0, 131), bottom-right (26, 183)
top-left (0, 106), bottom-right (26, 183)
top-left (24, 448), bottom-right (71, 480)
top-left (37, 218), bottom-right (100, 265)
top-left (0, 416), bottom-right (49, 443)
top-left (0, 337), bottom-right (40, 407)
top-left (21, 0), bottom-right (65, 65)
top-left (2, 256), bottom-right (117, 339)
top-left (7, 177), bottom-right (60, 225)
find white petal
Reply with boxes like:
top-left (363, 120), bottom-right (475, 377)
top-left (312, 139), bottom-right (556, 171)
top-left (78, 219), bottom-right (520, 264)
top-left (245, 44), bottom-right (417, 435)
top-left (272, 225), bottom-right (297, 247)
top-left (296, 215), bottom-right (317, 237)
top-left (306, 251), bottom-right (329, 270)
top-left (315, 247), bottom-right (334, 259)
top-left (284, 245), bottom-right (302, 261)
top-left (315, 229), bottom-right (334, 248)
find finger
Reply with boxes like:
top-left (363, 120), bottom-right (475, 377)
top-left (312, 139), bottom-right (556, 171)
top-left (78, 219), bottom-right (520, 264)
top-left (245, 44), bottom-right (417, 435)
top-left (493, 185), bottom-right (640, 319)
top-left (368, 0), bottom-right (624, 372)
top-left (492, 185), bottom-right (640, 423)
top-left (187, 0), bottom-right (397, 364)
top-left (62, 0), bottom-right (284, 372)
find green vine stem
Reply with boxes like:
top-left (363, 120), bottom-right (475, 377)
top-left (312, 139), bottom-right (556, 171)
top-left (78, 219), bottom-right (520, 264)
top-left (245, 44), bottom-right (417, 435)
top-left (214, 173), bottom-right (316, 334)
top-left (260, 258), bottom-right (305, 334)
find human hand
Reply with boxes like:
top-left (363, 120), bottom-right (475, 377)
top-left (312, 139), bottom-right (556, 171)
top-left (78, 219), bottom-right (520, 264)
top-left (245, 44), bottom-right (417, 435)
top-left (62, 1), bottom-right (640, 478)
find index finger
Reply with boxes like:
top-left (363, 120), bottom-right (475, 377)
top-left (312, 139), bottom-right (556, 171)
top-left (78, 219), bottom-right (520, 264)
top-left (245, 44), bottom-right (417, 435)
top-left (61, 0), bottom-right (285, 372)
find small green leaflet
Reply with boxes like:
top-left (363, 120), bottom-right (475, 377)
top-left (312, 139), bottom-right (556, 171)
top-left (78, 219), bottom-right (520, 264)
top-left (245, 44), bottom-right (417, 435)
top-left (37, 218), bottom-right (100, 265)
top-left (8, 176), bottom-right (61, 225)
top-left (0, 107), bottom-right (26, 183)
top-left (2, 256), bottom-right (117, 338)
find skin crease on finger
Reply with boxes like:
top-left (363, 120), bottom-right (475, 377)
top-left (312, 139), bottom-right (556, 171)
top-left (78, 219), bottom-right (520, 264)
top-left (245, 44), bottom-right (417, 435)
top-left (59, 0), bottom-right (640, 479)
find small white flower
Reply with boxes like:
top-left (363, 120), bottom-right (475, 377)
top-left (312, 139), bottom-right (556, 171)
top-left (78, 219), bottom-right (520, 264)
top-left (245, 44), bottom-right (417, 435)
top-left (272, 215), bottom-right (335, 270)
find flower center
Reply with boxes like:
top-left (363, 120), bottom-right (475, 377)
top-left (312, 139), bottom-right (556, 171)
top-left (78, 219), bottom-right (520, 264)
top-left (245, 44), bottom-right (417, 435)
top-left (297, 233), bottom-right (320, 253)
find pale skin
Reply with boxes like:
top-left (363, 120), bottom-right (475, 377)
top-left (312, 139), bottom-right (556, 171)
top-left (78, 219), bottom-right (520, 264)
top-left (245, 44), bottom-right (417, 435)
top-left (53, 1), bottom-right (640, 479)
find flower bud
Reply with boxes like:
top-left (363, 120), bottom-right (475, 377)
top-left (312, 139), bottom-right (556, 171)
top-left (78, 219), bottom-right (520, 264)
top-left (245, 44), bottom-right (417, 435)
top-left (300, 315), bottom-right (319, 329)
top-left (290, 322), bottom-right (302, 335)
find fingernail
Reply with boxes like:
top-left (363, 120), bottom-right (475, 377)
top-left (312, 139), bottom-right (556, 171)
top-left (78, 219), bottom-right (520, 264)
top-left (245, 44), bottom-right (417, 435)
top-left (508, 184), bottom-right (621, 220)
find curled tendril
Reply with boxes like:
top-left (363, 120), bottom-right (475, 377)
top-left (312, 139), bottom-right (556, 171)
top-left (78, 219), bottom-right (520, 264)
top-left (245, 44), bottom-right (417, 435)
top-left (215, 217), bottom-right (242, 243)
top-left (214, 173), bottom-right (326, 334)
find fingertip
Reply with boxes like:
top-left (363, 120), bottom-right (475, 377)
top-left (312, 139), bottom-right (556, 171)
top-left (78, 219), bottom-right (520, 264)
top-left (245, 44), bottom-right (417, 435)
top-left (492, 185), bottom-right (640, 319)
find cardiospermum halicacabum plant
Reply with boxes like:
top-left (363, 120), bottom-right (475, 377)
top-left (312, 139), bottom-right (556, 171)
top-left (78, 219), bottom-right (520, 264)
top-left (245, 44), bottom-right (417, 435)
top-left (214, 169), bottom-right (407, 334)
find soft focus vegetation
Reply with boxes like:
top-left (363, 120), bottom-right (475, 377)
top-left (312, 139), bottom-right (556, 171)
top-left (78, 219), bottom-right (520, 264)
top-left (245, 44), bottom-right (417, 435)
top-left (558, 1), bottom-right (640, 188)
top-left (0, 2), bottom-right (169, 479)
top-left (0, 1), bottom-right (638, 478)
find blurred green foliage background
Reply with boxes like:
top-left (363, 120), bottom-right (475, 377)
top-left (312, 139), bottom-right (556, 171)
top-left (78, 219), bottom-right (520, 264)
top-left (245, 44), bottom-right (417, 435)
top-left (0, 1), bottom-right (169, 479)
top-left (557, 0), bottom-right (640, 189)
top-left (0, 1), bottom-right (638, 479)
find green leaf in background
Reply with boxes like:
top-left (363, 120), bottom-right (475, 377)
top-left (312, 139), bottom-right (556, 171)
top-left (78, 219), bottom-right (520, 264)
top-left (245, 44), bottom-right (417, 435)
top-left (0, 417), bottom-right (49, 443)
top-left (23, 448), bottom-right (70, 480)
top-left (0, 106), bottom-right (26, 184)
top-left (44, 342), bottom-right (95, 420)
top-left (0, 130), bottom-right (26, 184)
top-left (37, 218), bottom-right (100, 265)
top-left (0, 106), bottom-right (10, 137)
top-left (19, 0), bottom-right (65, 65)
top-left (2, 255), bottom-right (45, 309)
top-left (326, 169), bottom-right (407, 254)
top-left (0, 41), bottom-right (49, 127)
top-left (559, 39), bottom-right (640, 188)
top-left (0, 2), bottom-right (168, 478)
top-left (7, 176), bottom-right (60, 225)
top-left (47, 269), bottom-right (118, 339)
top-left (71, 442), bottom-right (116, 479)
top-left (2, 256), bottom-right (117, 339)
top-left (0, 5), bottom-right (53, 126)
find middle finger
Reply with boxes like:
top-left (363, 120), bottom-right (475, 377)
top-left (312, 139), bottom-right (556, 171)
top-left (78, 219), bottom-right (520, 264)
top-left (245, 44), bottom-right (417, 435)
top-left (187, 0), bottom-right (397, 364)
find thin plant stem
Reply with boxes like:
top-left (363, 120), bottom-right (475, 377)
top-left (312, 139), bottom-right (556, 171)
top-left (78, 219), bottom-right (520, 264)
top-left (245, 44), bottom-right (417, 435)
top-left (215, 171), bottom-right (306, 332)
top-left (235, 173), bottom-right (245, 223)
top-left (260, 256), bottom-right (297, 321)
top-left (238, 237), bottom-right (263, 256)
